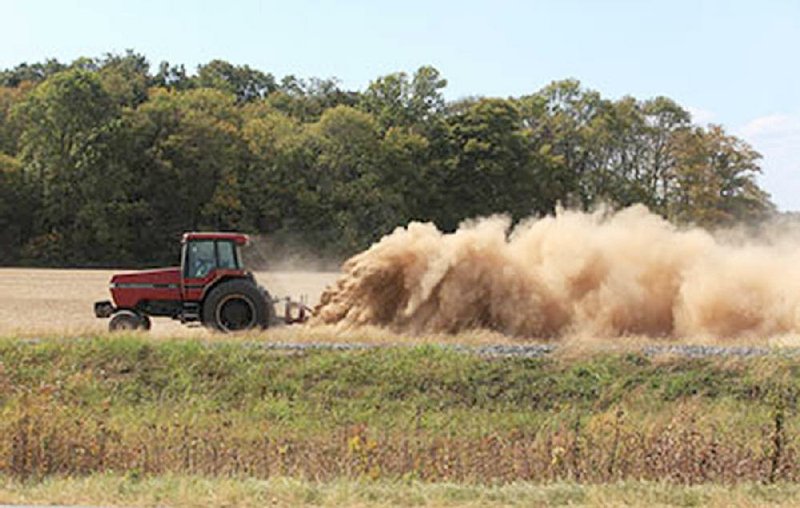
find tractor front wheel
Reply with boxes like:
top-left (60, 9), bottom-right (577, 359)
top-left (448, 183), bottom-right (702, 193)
top-left (202, 280), bottom-right (270, 332)
top-left (109, 310), bottom-right (148, 332)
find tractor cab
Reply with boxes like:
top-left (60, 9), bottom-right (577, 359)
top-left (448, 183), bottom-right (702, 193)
top-left (180, 232), bottom-right (252, 304)
top-left (181, 232), bottom-right (248, 279)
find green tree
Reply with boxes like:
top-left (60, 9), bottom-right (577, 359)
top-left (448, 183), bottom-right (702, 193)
top-left (267, 77), bottom-right (359, 122)
top-left (436, 98), bottom-right (541, 229)
top-left (123, 88), bottom-right (249, 259)
top-left (378, 126), bottom-right (431, 221)
top-left (360, 65), bottom-right (447, 130)
top-left (313, 105), bottom-right (400, 252)
top-left (520, 79), bottom-right (606, 209)
top-left (151, 61), bottom-right (193, 90)
top-left (0, 59), bottom-right (66, 87)
top-left (670, 125), bottom-right (773, 226)
top-left (0, 154), bottom-right (38, 263)
top-left (16, 69), bottom-right (119, 262)
top-left (0, 85), bottom-right (28, 154)
top-left (98, 50), bottom-right (150, 106)
top-left (240, 106), bottom-right (314, 235)
top-left (0, 53), bottom-right (779, 267)
top-left (197, 59), bottom-right (277, 103)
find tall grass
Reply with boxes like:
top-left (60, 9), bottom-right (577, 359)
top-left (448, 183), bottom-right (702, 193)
top-left (1, 335), bottom-right (799, 484)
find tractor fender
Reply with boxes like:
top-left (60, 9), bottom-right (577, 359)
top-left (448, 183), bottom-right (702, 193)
top-left (198, 273), bottom-right (256, 303)
top-left (199, 274), bottom-right (274, 326)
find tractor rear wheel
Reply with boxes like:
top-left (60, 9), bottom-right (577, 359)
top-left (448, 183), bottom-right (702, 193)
top-left (202, 279), bottom-right (270, 332)
top-left (109, 310), bottom-right (147, 332)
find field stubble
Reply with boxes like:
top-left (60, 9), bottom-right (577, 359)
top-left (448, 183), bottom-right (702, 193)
top-left (3, 474), bottom-right (800, 507)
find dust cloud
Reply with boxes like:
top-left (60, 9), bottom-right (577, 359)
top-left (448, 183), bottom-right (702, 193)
top-left (245, 235), bottom-right (343, 272)
top-left (313, 205), bottom-right (800, 340)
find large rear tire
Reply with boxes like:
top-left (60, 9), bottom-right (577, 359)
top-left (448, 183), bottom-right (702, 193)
top-left (202, 279), bottom-right (271, 332)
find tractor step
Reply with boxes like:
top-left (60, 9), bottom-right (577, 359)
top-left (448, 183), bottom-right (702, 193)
top-left (179, 302), bottom-right (201, 323)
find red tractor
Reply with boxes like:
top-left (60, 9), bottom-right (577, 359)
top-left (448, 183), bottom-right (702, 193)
top-left (94, 232), bottom-right (309, 332)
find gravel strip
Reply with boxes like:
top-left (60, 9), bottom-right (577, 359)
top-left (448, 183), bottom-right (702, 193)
top-left (235, 341), bottom-right (557, 358)
top-left (225, 341), bottom-right (800, 359)
top-left (641, 345), bottom-right (800, 358)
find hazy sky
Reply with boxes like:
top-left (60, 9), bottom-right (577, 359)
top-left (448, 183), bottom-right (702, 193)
top-left (3, 0), bottom-right (799, 209)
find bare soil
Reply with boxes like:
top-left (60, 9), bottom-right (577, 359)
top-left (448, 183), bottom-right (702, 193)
top-left (0, 268), bottom-right (340, 336)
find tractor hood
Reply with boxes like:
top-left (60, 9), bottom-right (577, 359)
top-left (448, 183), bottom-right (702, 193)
top-left (111, 267), bottom-right (181, 288)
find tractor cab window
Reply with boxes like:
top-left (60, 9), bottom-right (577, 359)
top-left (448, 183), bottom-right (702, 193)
top-left (186, 240), bottom-right (216, 278)
top-left (217, 241), bottom-right (238, 269)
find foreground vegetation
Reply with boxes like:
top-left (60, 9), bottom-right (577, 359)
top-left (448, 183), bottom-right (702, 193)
top-left (0, 52), bottom-right (772, 266)
top-left (1, 335), bottom-right (799, 489)
top-left (4, 474), bottom-right (800, 507)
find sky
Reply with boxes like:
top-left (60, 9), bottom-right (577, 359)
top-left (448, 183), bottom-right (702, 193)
top-left (3, 0), bottom-right (799, 210)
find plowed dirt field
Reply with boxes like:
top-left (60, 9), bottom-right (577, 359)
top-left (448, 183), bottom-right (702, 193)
top-left (0, 268), bottom-right (340, 336)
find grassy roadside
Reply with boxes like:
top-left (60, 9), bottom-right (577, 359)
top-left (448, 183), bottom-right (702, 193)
top-left (3, 474), bottom-right (800, 507)
top-left (1, 335), bottom-right (799, 485)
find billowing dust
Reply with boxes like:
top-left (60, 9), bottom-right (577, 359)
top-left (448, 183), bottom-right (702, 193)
top-left (314, 205), bottom-right (800, 340)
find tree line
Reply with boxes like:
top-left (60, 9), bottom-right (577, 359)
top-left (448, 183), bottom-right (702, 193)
top-left (0, 51), bottom-right (773, 267)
